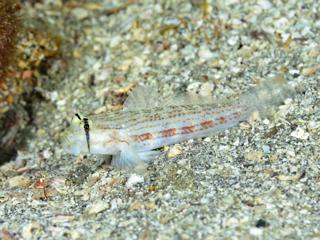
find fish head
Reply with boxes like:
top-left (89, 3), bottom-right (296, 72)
top-left (62, 113), bottom-right (121, 155)
top-left (62, 113), bottom-right (90, 155)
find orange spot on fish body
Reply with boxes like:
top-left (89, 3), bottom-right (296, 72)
top-left (160, 128), bottom-right (177, 138)
top-left (218, 116), bottom-right (226, 124)
top-left (139, 133), bottom-right (153, 142)
top-left (131, 132), bottom-right (154, 142)
top-left (200, 120), bottom-right (214, 130)
top-left (180, 125), bottom-right (196, 134)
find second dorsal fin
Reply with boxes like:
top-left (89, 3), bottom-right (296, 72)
top-left (123, 85), bottom-right (162, 111)
top-left (123, 84), bottom-right (220, 111)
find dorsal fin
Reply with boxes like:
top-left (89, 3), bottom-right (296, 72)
top-left (123, 85), bottom-right (221, 111)
top-left (123, 85), bottom-right (162, 111)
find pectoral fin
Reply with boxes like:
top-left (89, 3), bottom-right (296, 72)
top-left (112, 144), bottom-right (160, 169)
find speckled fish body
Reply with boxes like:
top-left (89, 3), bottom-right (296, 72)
top-left (63, 77), bottom-right (293, 169)
top-left (122, 104), bottom-right (249, 151)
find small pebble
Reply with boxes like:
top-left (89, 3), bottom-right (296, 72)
top-left (8, 175), bottom-right (31, 188)
top-left (167, 145), bottom-right (183, 158)
top-left (244, 151), bottom-right (263, 162)
top-left (42, 149), bottom-right (52, 159)
top-left (227, 35), bottom-right (239, 46)
top-left (262, 145), bottom-right (270, 153)
top-left (129, 201), bottom-right (144, 211)
top-left (277, 173), bottom-right (302, 181)
top-left (249, 227), bottom-right (263, 237)
top-left (187, 82), bottom-right (201, 94)
top-left (85, 200), bottom-right (109, 216)
top-left (95, 69), bottom-right (111, 82)
top-left (290, 127), bottom-right (309, 140)
top-left (224, 217), bottom-right (239, 227)
top-left (302, 66), bottom-right (318, 76)
top-left (163, 193), bottom-right (171, 200)
top-left (307, 121), bottom-right (319, 131)
top-left (110, 198), bottom-right (122, 210)
top-left (198, 45), bottom-right (214, 61)
top-left (126, 174), bottom-right (144, 188)
top-left (145, 201), bottom-right (157, 210)
top-left (181, 45), bottom-right (196, 61)
top-left (258, 0), bottom-right (273, 9)
top-left (199, 82), bottom-right (215, 97)
top-left (71, 8), bottom-right (89, 20)
top-left (22, 222), bottom-right (42, 240)
top-left (52, 214), bottom-right (75, 224)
